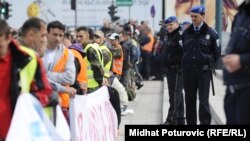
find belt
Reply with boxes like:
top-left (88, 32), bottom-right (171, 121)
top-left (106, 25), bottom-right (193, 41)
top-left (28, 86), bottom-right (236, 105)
top-left (168, 65), bottom-right (179, 68)
top-left (228, 83), bottom-right (250, 93)
top-left (184, 63), bottom-right (209, 70)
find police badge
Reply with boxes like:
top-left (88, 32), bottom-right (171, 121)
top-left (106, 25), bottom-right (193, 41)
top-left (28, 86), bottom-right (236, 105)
top-left (206, 34), bottom-right (210, 40)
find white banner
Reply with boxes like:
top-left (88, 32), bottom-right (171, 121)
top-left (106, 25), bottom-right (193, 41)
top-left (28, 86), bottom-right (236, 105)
top-left (70, 86), bottom-right (118, 141)
top-left (6, 94), bottom-right (70, 141)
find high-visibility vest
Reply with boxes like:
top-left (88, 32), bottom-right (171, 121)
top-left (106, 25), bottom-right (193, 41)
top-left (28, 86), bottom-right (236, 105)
top-left (142, 33), bottom-right (154, 52)
top-left (70, 49), bottom-right (88, 90)
top-left (19, 46), bottom-right (38, 93)
top-left (19, 46), bottom-right (54, 119)
top-left (83, 43), bottom-right (103, 89)
top-left (112, 46), bottom-right (123, 75)
top-left (52, 47), bottom-right (70, 108)
top-left (99, 45), bottom-right (112, 78)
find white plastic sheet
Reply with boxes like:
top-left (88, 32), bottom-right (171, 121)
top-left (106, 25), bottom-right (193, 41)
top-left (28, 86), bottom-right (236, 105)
top-left (6, 93), bottom-right (70, 141)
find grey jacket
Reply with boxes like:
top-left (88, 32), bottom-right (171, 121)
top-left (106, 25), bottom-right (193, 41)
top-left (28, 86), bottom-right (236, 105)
top-left (42, 44), bottom-right (76, 92)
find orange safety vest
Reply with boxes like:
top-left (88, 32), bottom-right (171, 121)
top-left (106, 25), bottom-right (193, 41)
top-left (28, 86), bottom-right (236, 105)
top-left (142, 33), bottom-right (154, 53)
top-left (70, 49), bottom-right (88, 90)
top-left (112, 46), bottom-right (123, 75)
top-left (52, 47), bottom-right (70, 108)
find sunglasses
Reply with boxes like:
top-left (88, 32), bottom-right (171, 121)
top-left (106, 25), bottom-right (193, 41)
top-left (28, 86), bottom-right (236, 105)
top-left (191, 15), bottom-right (198, 18)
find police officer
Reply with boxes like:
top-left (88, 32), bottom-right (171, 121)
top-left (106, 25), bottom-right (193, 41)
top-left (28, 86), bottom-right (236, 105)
top-left (223, 0), bottom-right (250, 124)
top-left (162, 16), bottom-right (185, 125)
top-left (182, 5), bottom-right (220, 125)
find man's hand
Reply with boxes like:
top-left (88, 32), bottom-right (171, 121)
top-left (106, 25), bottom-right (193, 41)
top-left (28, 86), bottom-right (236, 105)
top-left (222, 54), bottom-right (242, 73)
top-left (81, 89), bottom-right (87, 95)
top-left (67, 87), bottom-right (77, 98)
top-left (128, 62), bottom-right (133, 67)
top-left (102, 78), bottom-right (109, 86)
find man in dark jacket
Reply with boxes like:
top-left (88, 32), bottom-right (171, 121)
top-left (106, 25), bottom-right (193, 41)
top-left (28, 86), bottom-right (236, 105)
top-left (223, 0), bottom-right (250, 124)
top-left (162, 16), bottom-right (185, 125)
top-left (182, 5), bottom-right (220, 125)
top-left (76, 26), bottom-right (104, 93)
top-left (121, 29), bottom-right (137, 101)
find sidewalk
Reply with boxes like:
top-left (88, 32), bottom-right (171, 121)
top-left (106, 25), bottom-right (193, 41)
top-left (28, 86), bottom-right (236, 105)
top-left (117, 71), bottom-right (226, 140)
top-left (118, 81), bottom-right (163, 141)
top-left (162, 70), bottom-right (226, 125)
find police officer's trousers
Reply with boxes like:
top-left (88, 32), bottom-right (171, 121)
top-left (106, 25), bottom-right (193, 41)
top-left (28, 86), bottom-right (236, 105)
top-left (165, 67), bottom-right (185, 125)
top-left (183, 64), bottom-right (211, 125)
top-left (224, 86), bottom-right (250, 124)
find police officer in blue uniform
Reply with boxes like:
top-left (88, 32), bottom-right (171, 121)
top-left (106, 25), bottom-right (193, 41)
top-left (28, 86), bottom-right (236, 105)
top-left (162, 16), bottom-right (185, 125)
top-left (182, 5), bottom-right (220, 125)
top-left (223, 0), bottom-right (250, 124)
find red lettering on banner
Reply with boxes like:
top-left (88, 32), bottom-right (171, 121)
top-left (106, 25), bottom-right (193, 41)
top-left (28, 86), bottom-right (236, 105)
top-left (77, 113), bottom-right (83, 141)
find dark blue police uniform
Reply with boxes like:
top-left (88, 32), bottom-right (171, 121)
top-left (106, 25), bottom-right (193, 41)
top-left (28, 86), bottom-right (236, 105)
top-left (182, 6), bottom-right (221, 125)
top-left (223, 1), bottom-right (250, 124)
top-left (162, 16), bottom-right (185, 125)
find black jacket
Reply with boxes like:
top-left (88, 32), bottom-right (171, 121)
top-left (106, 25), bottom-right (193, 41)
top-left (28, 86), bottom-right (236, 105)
top-left (162, 26), bottom-right (183, 67)
top-left (121, 40), bottom-right (137, 69)
top-left (223, 2), bottom-right (250, 85)
top-left (182, 22), bottom-right (220, 65)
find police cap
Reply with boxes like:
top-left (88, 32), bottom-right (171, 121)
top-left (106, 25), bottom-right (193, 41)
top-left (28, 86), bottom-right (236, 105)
top-left (164, 16), bottom-right (178, 24)
top-left (190, 5), bottom-right (206, 14)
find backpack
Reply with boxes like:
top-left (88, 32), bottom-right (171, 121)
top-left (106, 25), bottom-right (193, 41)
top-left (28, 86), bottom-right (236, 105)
top-left (107, 86), bottom-right (121, 127)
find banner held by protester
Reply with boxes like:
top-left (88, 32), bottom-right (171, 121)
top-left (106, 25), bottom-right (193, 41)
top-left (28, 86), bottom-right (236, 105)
top-left (70, 86), bottom-right (118, 141)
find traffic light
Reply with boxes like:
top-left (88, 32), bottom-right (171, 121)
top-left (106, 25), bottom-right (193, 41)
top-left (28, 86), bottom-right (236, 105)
top-left (71, 0), bottom-right (76, 10)
top-left (108, 5), bottom-right (120, 22)
top-left (0, 2), bottom-right (11, 20)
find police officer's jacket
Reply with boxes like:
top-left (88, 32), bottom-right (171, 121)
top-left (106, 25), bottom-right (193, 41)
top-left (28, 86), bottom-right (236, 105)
top-left (223, 2), bottom-right (250, 85)
top-left (182, 22), bottom-right (220, 65)
top-left (162, 26), bottom-right (183, 67)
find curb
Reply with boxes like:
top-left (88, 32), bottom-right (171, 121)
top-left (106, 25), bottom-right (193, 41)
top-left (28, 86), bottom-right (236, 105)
top-left (162, 77), bottom-right (168, 123)
top-left (210, 105), bottom-right (224, 124)
top-left (215, 70), bottom-right (223, 80)
top-left (210, 70), bottom-right (225, 124)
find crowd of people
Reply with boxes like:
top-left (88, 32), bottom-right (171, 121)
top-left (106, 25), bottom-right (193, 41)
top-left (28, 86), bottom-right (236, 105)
top-left (1, 0), bottom-right (250, 140)
top-left (0, 11), bottom-right (162, 139)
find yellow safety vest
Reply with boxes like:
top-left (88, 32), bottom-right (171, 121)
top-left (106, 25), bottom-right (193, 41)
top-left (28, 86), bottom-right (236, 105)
top-left (19, 46), bottom-right (52, 118)
top-left (99, 45), bottom-right (112, 78)
top-left (19, 46), bottom-right (37, 92)
top-left (84, 43), bottom-right (103, 89)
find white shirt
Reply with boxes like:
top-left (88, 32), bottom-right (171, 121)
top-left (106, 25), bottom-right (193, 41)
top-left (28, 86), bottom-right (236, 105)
top-left (193, 22), bottom-right (204, 31)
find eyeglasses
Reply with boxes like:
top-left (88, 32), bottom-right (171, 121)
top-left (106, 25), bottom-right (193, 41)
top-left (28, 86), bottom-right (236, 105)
top-left (191, 15), bottom-right (198, 18)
